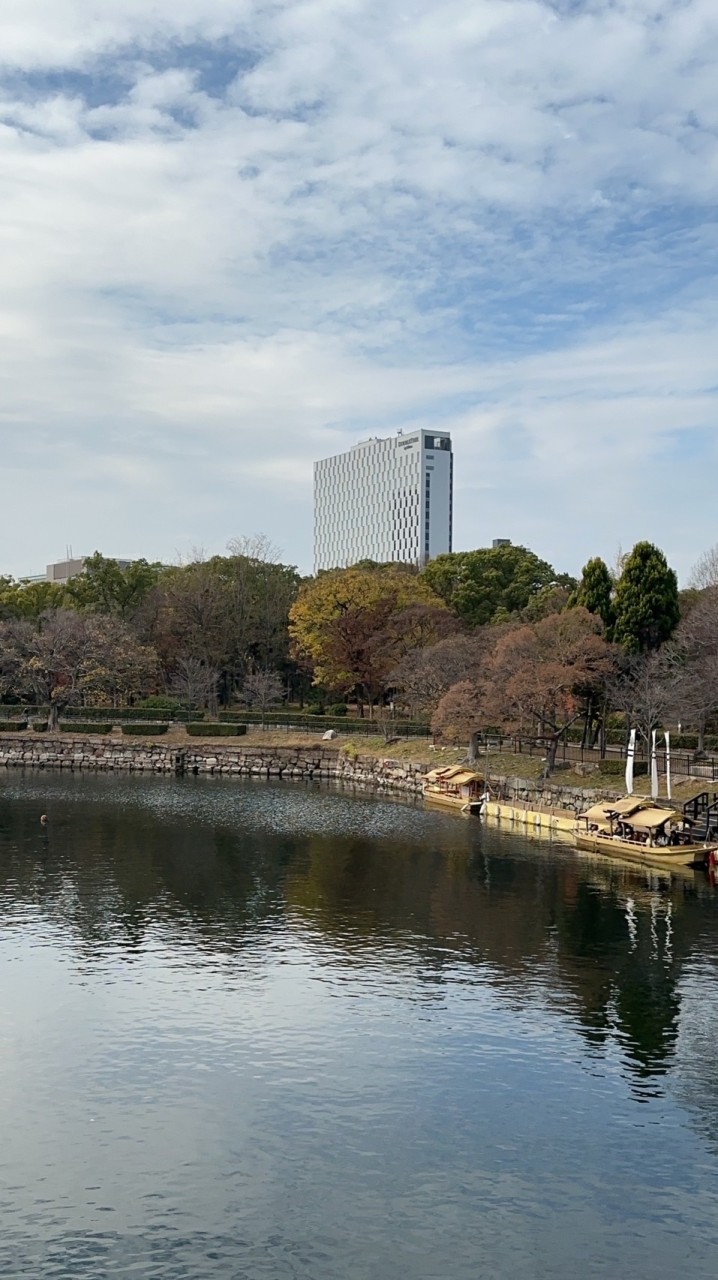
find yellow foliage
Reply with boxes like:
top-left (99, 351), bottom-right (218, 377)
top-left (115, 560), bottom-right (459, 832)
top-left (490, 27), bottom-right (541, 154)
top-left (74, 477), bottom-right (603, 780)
top-left (288, 565), bottom-right (447, 693)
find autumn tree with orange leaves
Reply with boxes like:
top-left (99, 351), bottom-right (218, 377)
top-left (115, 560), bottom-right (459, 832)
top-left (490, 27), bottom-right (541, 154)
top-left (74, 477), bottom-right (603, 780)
top-left (433, 608), bottom-right (617, 772)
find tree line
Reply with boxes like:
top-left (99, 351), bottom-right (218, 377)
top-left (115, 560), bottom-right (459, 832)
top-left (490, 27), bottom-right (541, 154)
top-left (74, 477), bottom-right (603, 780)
top-left (1, 537), bottom-right (716, 769)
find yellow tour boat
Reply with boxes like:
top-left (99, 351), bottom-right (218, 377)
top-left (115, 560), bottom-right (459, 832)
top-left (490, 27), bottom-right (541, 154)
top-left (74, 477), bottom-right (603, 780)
top-left (574, 796), bottom-right (716, 871)
top-left (423, 765), bottom-right (486, 815)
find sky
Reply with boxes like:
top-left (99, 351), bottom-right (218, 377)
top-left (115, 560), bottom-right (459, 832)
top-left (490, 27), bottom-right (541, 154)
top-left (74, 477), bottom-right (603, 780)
top-left (1, 0), bottom-right (716, 583)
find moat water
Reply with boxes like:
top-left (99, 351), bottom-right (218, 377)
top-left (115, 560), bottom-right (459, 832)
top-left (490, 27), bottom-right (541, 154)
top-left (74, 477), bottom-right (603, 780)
top-left (1, 772), bottom-right (718, 1279)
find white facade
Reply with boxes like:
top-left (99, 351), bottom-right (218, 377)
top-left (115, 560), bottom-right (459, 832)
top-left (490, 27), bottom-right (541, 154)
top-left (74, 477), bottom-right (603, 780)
top-left (314, 429), bottom-right (453, 572)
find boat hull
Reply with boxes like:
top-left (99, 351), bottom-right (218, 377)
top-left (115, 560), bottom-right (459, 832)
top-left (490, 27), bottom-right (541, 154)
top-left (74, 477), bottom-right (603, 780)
top-left (423, 789), bottom-right (484, 815)
top-left (575, 831), bottom-right (709, 870)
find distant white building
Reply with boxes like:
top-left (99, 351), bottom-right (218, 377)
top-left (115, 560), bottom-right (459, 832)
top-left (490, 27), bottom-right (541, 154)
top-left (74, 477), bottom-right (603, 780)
top-left (45, 557), bottom-right (133, 585)
top-left (314, 429), bottom-right (453, 572)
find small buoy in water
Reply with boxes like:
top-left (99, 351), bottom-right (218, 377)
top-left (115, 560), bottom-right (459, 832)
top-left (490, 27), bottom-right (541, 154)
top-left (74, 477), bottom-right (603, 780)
top-left (40, 814), bottom-right (48, 826)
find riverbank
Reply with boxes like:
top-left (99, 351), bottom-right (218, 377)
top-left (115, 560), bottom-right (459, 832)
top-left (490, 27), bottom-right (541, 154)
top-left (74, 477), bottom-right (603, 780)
top-left (0, 731), bottom-right (636, 819)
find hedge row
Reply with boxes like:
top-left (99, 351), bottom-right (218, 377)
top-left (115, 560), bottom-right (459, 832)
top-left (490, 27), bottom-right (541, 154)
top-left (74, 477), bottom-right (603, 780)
top-left (0, 720), bottom-right (27, 731)
top-left (61, 706), bottom-right (180, 722)
top-left (671, 734), bottom-right (718, 751)
top-left (186, 723), bottom-right (247, 737)
top-left (597, 760), bottom-right (648, 777)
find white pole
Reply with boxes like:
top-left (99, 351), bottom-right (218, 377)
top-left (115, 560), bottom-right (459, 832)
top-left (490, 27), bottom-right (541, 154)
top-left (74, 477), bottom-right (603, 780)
top-left (651, 729), bottom-right (659, 799)
top-left (625, 728), bottom-right (636, 795)
top-left (665, 730), bottom-right (671, 801)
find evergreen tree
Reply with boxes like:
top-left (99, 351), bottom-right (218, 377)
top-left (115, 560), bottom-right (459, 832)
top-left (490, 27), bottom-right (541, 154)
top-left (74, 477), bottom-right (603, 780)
top-left (612, 542), bottom-right (679, 652)
top-left (571, 557), bottom-right (614, 633)
top-left (422, 544), bottom-right (565, 627)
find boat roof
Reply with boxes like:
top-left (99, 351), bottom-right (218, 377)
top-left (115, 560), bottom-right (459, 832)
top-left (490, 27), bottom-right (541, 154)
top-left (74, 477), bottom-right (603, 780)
top-left (626, 807), bottom-right (684, 831)
top-left (426, 765), bottom-right (482, 783)
top-left (580, 797), bottom-right (649, 824)
top-left (607, 796), bottom-right (653, 816)
top-left (581, 803), bottom-right (612, 823)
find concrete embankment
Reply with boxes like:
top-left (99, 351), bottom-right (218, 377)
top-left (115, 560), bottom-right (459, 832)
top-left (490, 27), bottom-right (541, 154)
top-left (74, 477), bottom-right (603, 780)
top-left (0, 735), bottom-right (622, 827)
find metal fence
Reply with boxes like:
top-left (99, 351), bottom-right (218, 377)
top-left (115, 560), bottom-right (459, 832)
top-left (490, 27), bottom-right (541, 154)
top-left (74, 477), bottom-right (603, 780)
top-left (492, 735), bottom-right (718, 782)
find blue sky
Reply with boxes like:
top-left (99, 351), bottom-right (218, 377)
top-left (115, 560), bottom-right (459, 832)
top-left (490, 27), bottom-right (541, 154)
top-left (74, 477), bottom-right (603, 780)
top-left (1, 0), bottom-right (716, 582)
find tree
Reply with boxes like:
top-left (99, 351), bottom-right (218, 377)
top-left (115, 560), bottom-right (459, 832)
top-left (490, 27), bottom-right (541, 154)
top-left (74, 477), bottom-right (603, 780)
top-left (150, 560), bottom-right (230, 677)
top-left (377, 604), bottom-right (460, 666)
top-left (65, 553), bottom-right (164, 619)
top-left (79, 618), bottom-right (158, 707)
top-left (672, 588), bottom-right (718, 750)
top-left (570, 557), bottom-right (614, 633)
top-left (0, 579), bottom-right (66, 620)
top-left (392, 628), bottom-right (498, 719)
top-left (288, 566), bottom-right (447, 714)
top-left (689, 544), bottom-right (718, 591)
top-left (6, 611), bottom-right (93, 726)
top-left (608, 650), bottom-right (680, 749)
top-left (0, 611), bottom-right (157, 725)
top-left (221, 540), bottom-right (300, 678)
top-left (431, 681), bottom-right (486, 762)
top-left (421, 544), bottom-right (569, 627)
top-left (483, 608), bottom-right (616, 774)
top-left (147, 543), bottom-right (300, 702)
top-left (612, 542), bottom-right (679, 653)
top-left (678, 588), bottom-right (702, 622)
top-left (170, 657), bottom-right (219, 712)
top-left (241, 668), bottom-right (285, 722)
top-left (519, 584), bottom-right (572, 623)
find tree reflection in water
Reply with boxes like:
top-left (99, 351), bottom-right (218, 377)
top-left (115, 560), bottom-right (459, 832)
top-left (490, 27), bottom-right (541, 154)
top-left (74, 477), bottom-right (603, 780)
top-left (0, 772), bottom-right (715, 1098)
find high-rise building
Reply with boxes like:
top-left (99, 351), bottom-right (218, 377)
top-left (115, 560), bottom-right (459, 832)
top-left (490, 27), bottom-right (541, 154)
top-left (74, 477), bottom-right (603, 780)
top-left (314, 429), bottom-right (453, 572)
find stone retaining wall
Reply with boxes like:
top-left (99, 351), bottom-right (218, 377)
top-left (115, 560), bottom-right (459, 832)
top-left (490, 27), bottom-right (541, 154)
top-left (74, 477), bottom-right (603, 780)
top-left (0, 735), bottom-right (621, 812)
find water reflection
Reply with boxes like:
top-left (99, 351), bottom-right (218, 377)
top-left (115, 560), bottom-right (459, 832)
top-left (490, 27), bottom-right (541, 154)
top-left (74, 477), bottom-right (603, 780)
top-left (1, 773), bottom-right (718, 1280)
top-left (1, 774), bottom-right (715, 1090)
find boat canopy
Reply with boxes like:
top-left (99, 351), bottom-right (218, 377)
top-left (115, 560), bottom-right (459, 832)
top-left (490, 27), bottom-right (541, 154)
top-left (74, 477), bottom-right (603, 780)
top-left (426, 765), bottom-right (465, 781)
top-left (580, 796), bottom-right (649, 824)
top-left (626, 807), bottom-right (684, 831)
top-left (426, 765), bottom-right (482, 785)
top-left (581, 803), bottom-right (614, 824)
top-left (607, 796), bottom-right (652, 816)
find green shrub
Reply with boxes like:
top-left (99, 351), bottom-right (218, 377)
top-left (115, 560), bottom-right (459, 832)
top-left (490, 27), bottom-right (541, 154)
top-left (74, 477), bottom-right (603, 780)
top-left (59, 722), bottom-right (111, 734)
top-left (138, 695), bottom-right (181, 711)
top-left (670, 733), bottom-right (718, 752)
top-left (61, 706), bottom-right (110, 719)
top-left (0, 720), bottom-right (27, 731)
top-left (121, 723), bottom-right (170, 735)
top-left (186, 722), bottom-right (247, 737)
top-left (327, 703), bottom-right (348, 716)
top-left (597, 760), bottom-right (648, 777)
top-left (33, 722), bottom-right (48, 733)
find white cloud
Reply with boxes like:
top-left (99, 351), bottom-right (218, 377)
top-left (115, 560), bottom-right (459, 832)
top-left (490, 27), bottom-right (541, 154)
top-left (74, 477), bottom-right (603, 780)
top-left (0, 0), bottom-right (716, 580)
